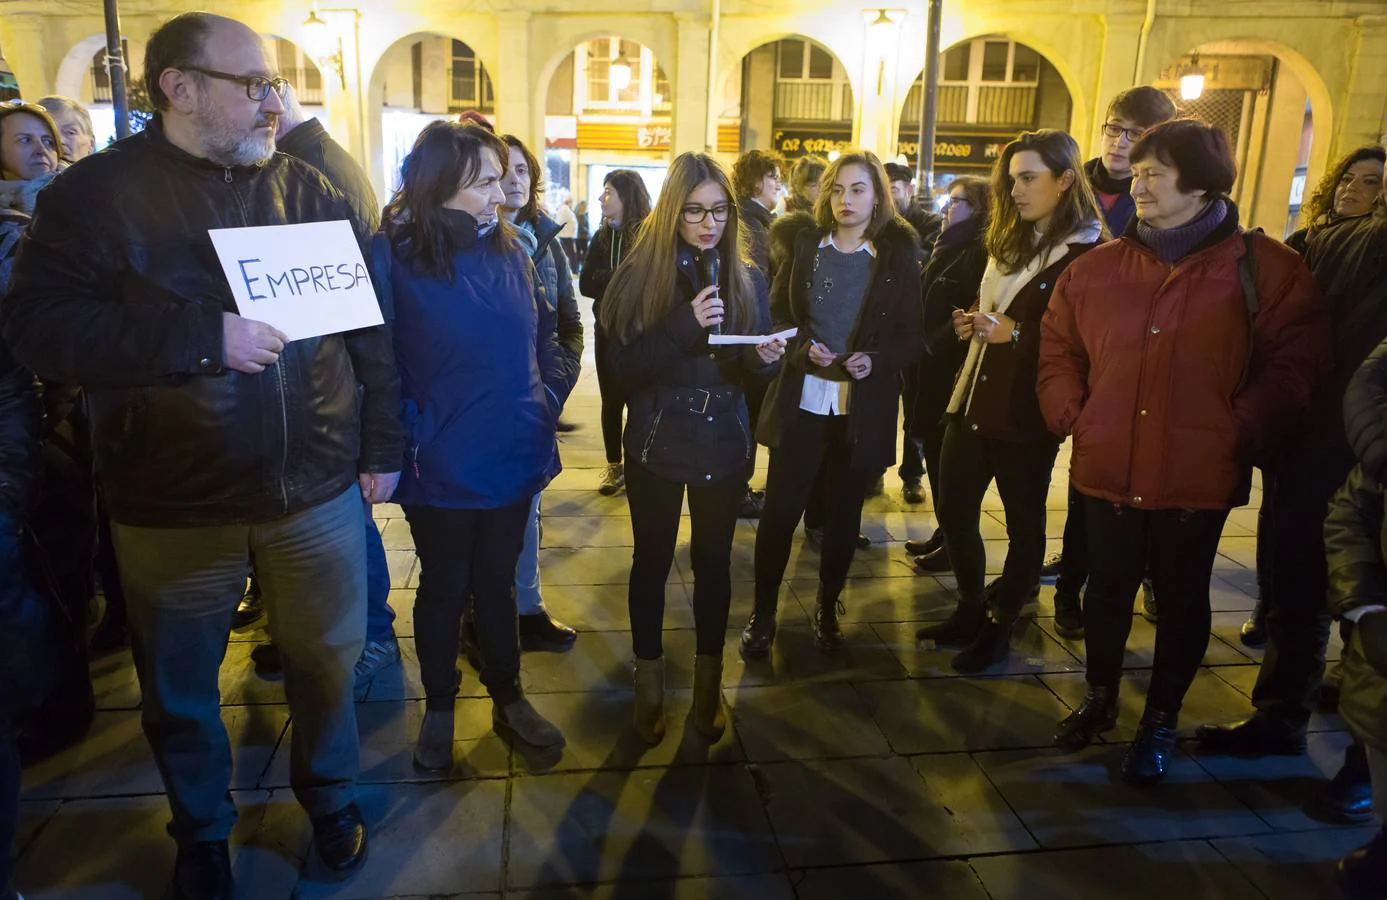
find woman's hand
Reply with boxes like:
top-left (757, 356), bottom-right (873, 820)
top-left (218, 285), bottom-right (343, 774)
top-left (691, 285), bottom-right (724, 329)
top-left (952, 308), bottom-right (975, 342)
top-left (972, 311), bottom-right (1017, 345)
top-left (807, 340), bottom-right (838, 368)
top-left (756, 337), bottom-right (787, 365)
top-left (843, 352), bottom-right (873, 380)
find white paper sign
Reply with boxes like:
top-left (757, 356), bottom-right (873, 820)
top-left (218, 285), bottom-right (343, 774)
top-left (708, 327), bottom-right (798, 346)
top-left (208, 220), bottom-right (384, 341)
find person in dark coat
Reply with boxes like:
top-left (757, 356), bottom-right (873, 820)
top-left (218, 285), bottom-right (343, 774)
top-left (741, 150), bottom-right (925, 658)
top-left (1283, 145), bottom-right (1383, 256)
top-left (767, 155), bottom-right (827, 313)
top-left (580, 169), bottom-right (652, 498)
top-left (904, 175), bottom-right (990, 573)
top-left (1326, 336), bottom-right (1387, 897)
top-left (602, 152), bottom-right (781, 743)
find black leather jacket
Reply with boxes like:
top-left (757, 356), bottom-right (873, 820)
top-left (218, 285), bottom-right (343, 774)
top-left (1, 123), bottom-right (403, 527)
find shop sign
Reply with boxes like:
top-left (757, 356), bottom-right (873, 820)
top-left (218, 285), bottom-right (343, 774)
top-left (773, 128), bottom-right (853, 158)
top-left (895, 133), bottom-right (1011, 169)
top-left (575, 120), bottom-right (673, 151)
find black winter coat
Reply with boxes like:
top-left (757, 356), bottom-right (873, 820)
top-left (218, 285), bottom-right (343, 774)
top-left (580, 223), bottom-right (635, 313)
top-left (1, 122), bottom-right (404, 527)
top-left (759, 218), bottom-right (926, 470)
top-left (278, 117), bottom-right (381, 233)
top-left (767, 209), bottom-right (816, 324)
top-left (605, 243), bottom-right (775, 484)
top-left (911, 217), bottom-right (987, 436)
top-left (0, 339), bottom-right (35, 516)
top-left (739, 198), bottom-right (774, 277)
top-left (521, 212), bottom-right (584, 365)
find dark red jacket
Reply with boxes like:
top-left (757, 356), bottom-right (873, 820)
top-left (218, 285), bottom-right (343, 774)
top-left (1037, 211), bottom-right (1330, 510)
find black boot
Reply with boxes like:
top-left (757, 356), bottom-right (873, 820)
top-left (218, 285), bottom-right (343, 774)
top-left (1194, 712), bottom-right (1307, 756)
top-left (171, 840), bottom-right (233, 900)
top-left (1239, 594), bottom-right (1269, 648)
top-left (740, 608), bottom-right (777, 659)
top-left (813, 589), bottom-right (844, 652)
top-left (951, 617), bottom-right (1012, 674)
top-left (1122, 710), bottom-right (1179, 786)
top-left (1053, 591), bottom-right (1084, 640)
top-left (1054, 684), bottom-right (1119, 751)
top-left (312, 802), bottom-right (368, 879)
top-left (904, 531), bottom-right (944, 557)
top-left (1338, 828), bottom-right (1387, 900)
top-left (915, 602), bottom-right (985, 646)
top-left (1317, 743), bottom-right (1375, 824)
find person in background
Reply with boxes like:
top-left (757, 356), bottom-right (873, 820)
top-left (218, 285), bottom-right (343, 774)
top-left (376, 121), bottom-right (578, 771)
top-left (904, 175), bottom-right (991, 574)
top-left (1282, 145), bottom-right (1383, 257)
top-left (731, 149), bottom-right (786, 519)
top-left (4, 14), bottom-right (403, 893)
top-left (1040, 86), bottom-right (1177, 630)
top-left (884, 162), bottom-right (944, 507)
top-left (35, 96), bottom-right (94, 162)
top-left (575, 199), bottom-right (591, 272)
top-left (554, 196), bottom-right (579, 271)
top-left (742, 150), bottom-right (925, 658)
top-left (1325, 335), bottom-right (1387, 899)
top-left (601, 151), bottom-right (782, 743)
top-left (581, 169), bottom-right (652, 497)
top-left (920, 130), bottom-right (1104, 674)
top-left (1039, 119), bottom-right (1327, 785)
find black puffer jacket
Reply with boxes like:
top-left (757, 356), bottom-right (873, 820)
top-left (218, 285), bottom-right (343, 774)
top-left (278, 117), bottom-right (380, 233)
top-left (1, 122), bottom-right (404, 527)
top-left (759, 217), bottom-right (926, 470)
top-left (606, 242), bottom-right (775, 484)
top-left (519, 211), bottom-right (584, 366)
top-left (580, 223), bottom-right (635, 313)
top-left (1326, 337), bottom-right (1387, 750)
top-left (739, 197), bottom-right (773, 277)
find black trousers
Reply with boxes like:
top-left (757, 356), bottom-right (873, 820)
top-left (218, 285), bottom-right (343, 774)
top-left (898, 366), bottom-right (925, 484)
top-left (593, 323), bottom-right (626, 465)
top-left (1253, 461), bottom-right (1338, 726)
top-left (937, 420), bottom-right (1058, 619)
top-left (1054, 484), bottom-right (1089, 601)
top-left (744, 380), bottom-right (767, 486)
top-left (918, 416), bottom-right (947, 538)
top-left (1082, 497), bottom-right (1229, 715)
top-left (625, 461), bottom-right (743, 660)
top-left (755, 412), bottom-right (876, 612)
top-left (404, 501), bottom-right (531, 709)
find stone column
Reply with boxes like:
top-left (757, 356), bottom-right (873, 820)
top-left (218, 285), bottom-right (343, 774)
top-left (4, 14), bottom-right (53, 99)
top-left (672, 12), bottom-right (710, 154)
top-left (856, 14), bottom-right (906, 158)
top-left (1090, 14), bottom-right (1146, 154)
top-left (494, 11), bottom-right (535, 150)
top-left (1337, 16), bottom-right (1387, 154)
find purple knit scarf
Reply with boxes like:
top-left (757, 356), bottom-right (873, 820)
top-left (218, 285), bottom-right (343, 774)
top-left (1135, 198), bottom-right (1229, 263)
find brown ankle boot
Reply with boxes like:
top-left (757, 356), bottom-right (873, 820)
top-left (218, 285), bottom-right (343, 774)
top-left (632, 657), bottom-right (666, 745)
top-left (692, 654), bottom-right (726, 740)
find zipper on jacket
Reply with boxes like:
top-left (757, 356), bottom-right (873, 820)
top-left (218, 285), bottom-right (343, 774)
top-left (411, 442), bottom-right (421, 480)
top-left (640, 410), bottom-right (664, 463)
top-left (736, 412), bottom-right (752, 460)
top-left (274, 359), bottom-right (289, 511)
top-left (223, 167), bottom-right (232, 184)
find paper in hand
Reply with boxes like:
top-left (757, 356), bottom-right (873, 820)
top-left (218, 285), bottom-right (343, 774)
top-left (708, 327), bottom-right (798, 346)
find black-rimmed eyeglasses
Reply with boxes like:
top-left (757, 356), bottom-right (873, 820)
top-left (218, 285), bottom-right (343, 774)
top-left (1101, 122), bottom-right (1146, 143)
top-left (181, 66), bottom-right (289, 102)
top-left (681, 204), bottom-right (731, 224)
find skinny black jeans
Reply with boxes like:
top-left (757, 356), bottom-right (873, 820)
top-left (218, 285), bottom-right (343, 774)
top-left (898, 365), bottom-right (925, 483)
top-left (625, 461), bottom-right (743, 660)
top-left (755, 412), bottom-right (876, 612)
top-left (1054, 484), bottom-right (1089, 601)
top-left (1082, 497), bottom-right (1229, 715)
top-left (404, 502), bottom-right (531, 709)
top-left (593, 322), bottom-right (626, 465)
top-left (937, 419), bottom-right (1058, 619)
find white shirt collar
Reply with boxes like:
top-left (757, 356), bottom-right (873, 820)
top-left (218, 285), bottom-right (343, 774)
top-left (818, 233), bottom-right (877, 257)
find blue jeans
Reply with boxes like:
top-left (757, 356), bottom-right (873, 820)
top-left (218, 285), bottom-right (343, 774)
top-left (513, 493), bottom-right (545, 616)
top-left (113, 487), bottom-right (367, 843)
top-left (363, 511), bottom-right (394, 641)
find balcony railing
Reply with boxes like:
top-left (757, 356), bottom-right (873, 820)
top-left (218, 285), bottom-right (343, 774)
top-left (900, 83), bottom-right (1035, 128)
top-left (773, 81), bottom-right (853, 122)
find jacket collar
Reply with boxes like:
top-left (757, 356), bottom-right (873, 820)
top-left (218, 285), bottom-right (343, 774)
top-left (145, 117), bottom-right (274, 180)
top-left (739, 197), bottom-right (773, 227)
top-left (1119, 198), bottom-right (1242, 263)
top-left (517, 210), bottom-right (563, 258)
top-left (818, 232), bottom-right (877, 257)
top-left (275, 117), bottom-right (327, 160)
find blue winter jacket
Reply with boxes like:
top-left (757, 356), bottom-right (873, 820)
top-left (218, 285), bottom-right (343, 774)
top-left (373, 209), bottom-right (578, 509)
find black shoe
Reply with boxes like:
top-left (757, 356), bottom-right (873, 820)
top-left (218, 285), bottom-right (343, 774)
top-left (902, 479), bottom-right (926, 505)
top-left (813, 600), bottom-right (844, 652)
top-left (951, 618), bottom-right (1011, 674)
top-left (459, 620), bottom-right (481, 671)
top-left (519, 611), bottom-right (578, 652)
top-left (171, 840), bottom-right (233, 900)
top-left (1039, 552), bottom-right (1063, 581)
top-left (1194, 713), bottom-right (1307, 756)
top-left (1054, 685), bottom-right (1119, 751)
top-left (1318, 743), bottom-right (1376, 824)
top-left (740, 609), bottom-right (777, 659)
top-left (311, 802), bottom-right (368, 879)
top-left (912, 545), bottom-right (952, 573)
top-left (1139, 579), bottom-right (1158, 623)
top-left (250, 641), bottom-right (283, 677)
top-left (1240, 596), bottom-right (1268, 648)
top-left (231, 584), bottom-right (265, 630)
top-left (739, 489), bottom-right (765, 519)
top-left (904, 531), bottom-right (944, 557)
top-left (916, 603), bottom-right (985, 646)
top-left (1338, 829), bottom-right (1387, 900)
top-left (1122, 710), bottom-right (1178, 786)
top-left (1053, 592), bottom-right (1084, 640)
top-left (555, 418), bottom-right (578, 433)
top-left (804, 527), bottom-right (824, 549)
top-left (856, 533), bottom-right (871, 549)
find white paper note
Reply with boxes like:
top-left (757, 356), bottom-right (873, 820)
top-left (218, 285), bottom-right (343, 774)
top-left (708, 327), bottom-right (798, 346)
top-left (208, 220), bottom-right (384, 342)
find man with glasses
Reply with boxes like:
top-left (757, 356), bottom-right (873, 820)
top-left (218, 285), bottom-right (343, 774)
top-left (1041, 85), bottom-right (1177, 641)
top-left (2, 13), bottom-right (401, 899)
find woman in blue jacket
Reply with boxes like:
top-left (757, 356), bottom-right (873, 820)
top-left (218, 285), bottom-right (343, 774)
top-left (374, 121), bottom-right (579, 770)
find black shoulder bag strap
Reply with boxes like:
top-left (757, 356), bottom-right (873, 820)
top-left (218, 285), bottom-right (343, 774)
top-left (1237, 228), bottom-right (1262, 391)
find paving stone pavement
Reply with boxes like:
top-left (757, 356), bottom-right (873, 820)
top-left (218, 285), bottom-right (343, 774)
top-left (10, 306), bottom-right (1364, 899)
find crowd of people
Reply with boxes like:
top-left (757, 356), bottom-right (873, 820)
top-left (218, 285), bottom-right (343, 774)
top-left (0, 11), bottom-right (1386, 900)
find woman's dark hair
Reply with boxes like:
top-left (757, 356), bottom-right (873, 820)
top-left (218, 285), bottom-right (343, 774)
top-left (1300, 145), bottom-right (1385, 226)
top-left (603, 168), bottom-right (652, 232)
top-left (732, 149), bottom-right (784, 201)
top-left (1129, 119), bottom-right (1237, 197)
top-left (813, 150), bottom-right (898, 240)
top-left (986, 129), bottom-right (1106, 272)
top-left (383, 120), bottom-right (515, 281)
top-left (947, 175), bottom-right (991, 220)
top-left (786, 154), bottom-right (827, 213)
top-left (1107, 86), bottom-right (1178, 129)
top-left (144, 12), bottom-right (215, 110)
top-left (500, 134), bottom-right (544, 223)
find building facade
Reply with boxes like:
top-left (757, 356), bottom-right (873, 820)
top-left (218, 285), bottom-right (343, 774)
top-left (3, 0), bottom-right (1385, 236)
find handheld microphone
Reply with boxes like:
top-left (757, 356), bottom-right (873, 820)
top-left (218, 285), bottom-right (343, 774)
top-left (703, 248), bottom-right (721, 335)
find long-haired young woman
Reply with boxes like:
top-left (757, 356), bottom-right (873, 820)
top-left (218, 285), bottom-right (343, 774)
top-left (601, 152), bottom-right (784, 743)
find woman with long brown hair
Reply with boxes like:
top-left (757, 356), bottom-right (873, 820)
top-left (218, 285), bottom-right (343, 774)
top-left (1285, 145), bottom-right (1384, 256)
top-left (740, 150), bottom-right (926, 658)
top-left (919, 130), bottom-right (1105, 674)
top-left (602, 152), bottom-right (783, 744)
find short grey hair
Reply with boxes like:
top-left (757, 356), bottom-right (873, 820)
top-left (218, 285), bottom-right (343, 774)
top-left (36, 96), bottom-right (93, 141)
